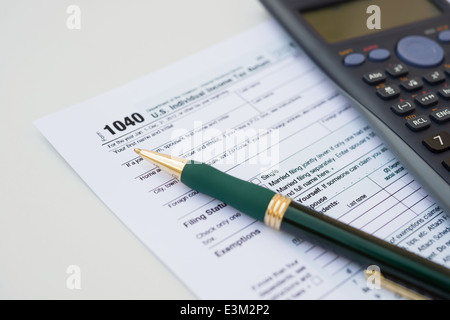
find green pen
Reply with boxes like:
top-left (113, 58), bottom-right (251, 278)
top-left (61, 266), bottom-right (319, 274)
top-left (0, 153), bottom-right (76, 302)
top-left (134, 148), bottom-right (450, 300)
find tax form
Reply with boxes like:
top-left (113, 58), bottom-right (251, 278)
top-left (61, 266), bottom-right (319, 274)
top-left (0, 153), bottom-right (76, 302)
top-left (35, 21), bottom-right (450, 299)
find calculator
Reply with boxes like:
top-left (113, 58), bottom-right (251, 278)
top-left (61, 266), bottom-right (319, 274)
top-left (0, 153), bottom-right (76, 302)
top-left (260, 0), bottom-right (450, 213)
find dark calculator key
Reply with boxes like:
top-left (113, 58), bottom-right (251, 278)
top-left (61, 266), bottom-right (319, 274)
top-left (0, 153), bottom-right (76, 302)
top-left (406, 116), bottom-right (431, 131)
top-left (400, 77), bottom-right (423, 92)
top-left (445, 69), bottom-right (450, 77)
top-left (430, 107), bottom-right (450, 123)
top-left (386, 63), bottom-right (409, 77)
top-left (363, 70), bottom-right (386, 85)
top-left (423, 131), bottom-right (450, 153)
top-left (439, 87), bottom-right (450, 99)
top-left (423, 70), bottom-right (446, 85)
top-left (391, 100), bottom-right (415, 115)
top-left (443, 158), bottom-right (450, 171)
top-left (415, 92), bottom-right (439, 108)
top-left (377, 85), bottom-right (400, 99)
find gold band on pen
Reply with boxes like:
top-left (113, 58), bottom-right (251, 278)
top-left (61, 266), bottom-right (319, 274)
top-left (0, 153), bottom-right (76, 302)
top-left (264, 193), bottom-right (292, 230)
top-left (264, 194), bottom-right (435, 299)
top-left (264, 195), bottom-right (433, 299)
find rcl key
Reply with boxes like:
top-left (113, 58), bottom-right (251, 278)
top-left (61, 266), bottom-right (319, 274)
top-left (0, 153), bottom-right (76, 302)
top-left (406, 116), bottom-right (431, 131)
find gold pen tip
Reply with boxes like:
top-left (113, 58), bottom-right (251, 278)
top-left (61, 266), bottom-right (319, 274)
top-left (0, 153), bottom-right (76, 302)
top-left (133, 148), bottom-right (188, 180)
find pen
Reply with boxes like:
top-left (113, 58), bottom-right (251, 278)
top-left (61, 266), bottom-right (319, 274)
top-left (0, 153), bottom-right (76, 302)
top-left (134, 148), bottom-right (450, 300)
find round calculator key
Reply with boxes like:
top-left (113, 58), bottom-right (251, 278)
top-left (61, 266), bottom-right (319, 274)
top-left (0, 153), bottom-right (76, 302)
top-left (438, 30), bottom-right (450, 43)
top-left (368, 48), bottom-right (390, 62)
top-left (344, 53), bottom-right (365, 67)
top-left (396, 35), bottom-right (444, 68)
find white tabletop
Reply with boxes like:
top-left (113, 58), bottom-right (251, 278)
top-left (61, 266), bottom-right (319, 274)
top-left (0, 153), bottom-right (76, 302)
top-left (0, 0), bottom-right (270, 299)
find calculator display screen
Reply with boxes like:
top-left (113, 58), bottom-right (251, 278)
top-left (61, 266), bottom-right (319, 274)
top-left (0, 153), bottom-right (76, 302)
top-left (303, 0), bottom-right (443, 43)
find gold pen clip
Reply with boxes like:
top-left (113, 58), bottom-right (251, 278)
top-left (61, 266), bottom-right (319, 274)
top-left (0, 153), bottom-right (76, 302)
top-left (364, 268), bottom-right (430, 300)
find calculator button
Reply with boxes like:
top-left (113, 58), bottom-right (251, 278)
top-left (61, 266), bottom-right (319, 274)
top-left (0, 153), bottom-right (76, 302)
top-left (423, 132), bottom-right (450, 153)
top-left (368, 48), bottom-right (390, 62)
top-left (396, 35), bottom-right (444, 68)
top-left (386, 63), bottom-right (409, 77)
top-left (446, 69), bottom-right (450, 77)
top-left (391, 101), bottom-right (415, 115)
top-left (430, 107), bottom-right (450, 123)
top-left (443, 158), bottom-right (450, 171)
top-left (363, 70), bottom-right (386, 85)
top-left (344, 53), bottom-right (365, 67)
top-left (438, 88), bottom-right (450, 100)
top-left (423, 71), bottom-right (446, 85)
top-left (415, 92), bottom-right (439, 108)
top-left (400, 77), bottom-right (423, 92)
top-left (377, 85), bottom-right (400, 99)
top-left (438, 30), bottom-right (450, 43)
top-left (406, 116), bottom-right (431, 131)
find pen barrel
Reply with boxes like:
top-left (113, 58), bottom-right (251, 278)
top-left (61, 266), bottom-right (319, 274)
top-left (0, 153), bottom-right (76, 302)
top-left (181, 163), bottom-right (276, 222)
top-left (180, 161), bottom-right (450, 299)
top-left (281, 201), bottom-right (450, 299)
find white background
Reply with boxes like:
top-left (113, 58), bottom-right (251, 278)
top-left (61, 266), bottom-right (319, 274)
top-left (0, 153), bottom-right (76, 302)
top-left (0, 0), bottom-right (270, 299)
